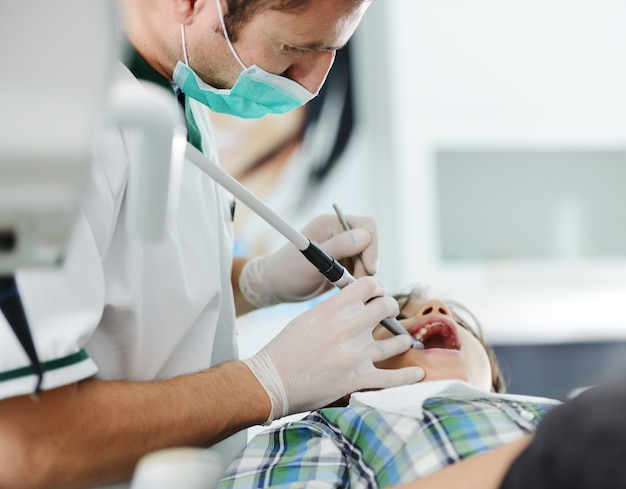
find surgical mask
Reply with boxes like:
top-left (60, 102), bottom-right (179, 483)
top-left (172, 0), bottom-right (316, 119)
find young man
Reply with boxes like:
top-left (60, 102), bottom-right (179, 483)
top-left (217, 287), bottom-right (560, 489)
top-left (0, 1), bottom-right (424, 488)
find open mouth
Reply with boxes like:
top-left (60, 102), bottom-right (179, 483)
top-left (411, 320), bottom-right (460, 350)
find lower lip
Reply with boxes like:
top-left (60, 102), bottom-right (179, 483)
top-left (417, 348), bottom-right (461, 355)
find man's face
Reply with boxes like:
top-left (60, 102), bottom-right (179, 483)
top-left (373, 296), bottom-right (494, 391)
top-left (189, 0), bottom-right (369, 94)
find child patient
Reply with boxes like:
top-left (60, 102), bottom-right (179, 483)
top-left (218, 286), bottom-right (560, 489)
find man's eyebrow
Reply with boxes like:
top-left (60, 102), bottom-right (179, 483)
top-left (288, 41), bottom-right (346, 52)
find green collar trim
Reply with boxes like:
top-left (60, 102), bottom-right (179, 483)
top-left (122, 41), bottom-right (202, 151)
top-left (0, 349), bottom-right (90, 382)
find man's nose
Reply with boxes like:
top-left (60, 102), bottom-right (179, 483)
top-left (284, 50), bottom-right (336, 94)
top-left (418, 299), bottom-right (451, 318)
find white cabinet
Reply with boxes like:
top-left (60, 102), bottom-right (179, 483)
top-left (353, 0), bottom-right (626, 343)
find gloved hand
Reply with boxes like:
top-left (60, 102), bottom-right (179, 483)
top-left (243, 277), bottom-right (426, 423)
top-left (239, 214), bottom-right (378, 308)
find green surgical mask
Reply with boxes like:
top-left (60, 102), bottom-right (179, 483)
top-left (173, 0), bottom-right (316, 119)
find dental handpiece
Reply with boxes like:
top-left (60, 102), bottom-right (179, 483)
top-left (185, 143), bottom-right (424, 349)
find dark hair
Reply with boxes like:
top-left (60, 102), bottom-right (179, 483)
top-left (394, 287), bottom-right (507, 394)
top-left (222, 0), bottom-right (369, 41)
top-left (223, 0), bottom-right (310, 41)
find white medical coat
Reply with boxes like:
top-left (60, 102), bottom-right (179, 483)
top-left (0, 62), bottom-right (246, 487)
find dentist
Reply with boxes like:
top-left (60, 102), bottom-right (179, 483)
top-left (0, 1), bottom-right (424, 488)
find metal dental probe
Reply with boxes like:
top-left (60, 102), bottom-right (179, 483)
top-left (185, 143), bottom-right (424, 349)
top-left (332, 203), bottom-right (370, 276)
top-left (332, 203), bottom-right (424, 350)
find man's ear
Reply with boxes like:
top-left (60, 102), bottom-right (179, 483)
top-left (170, 0), bottom-right (196, 24)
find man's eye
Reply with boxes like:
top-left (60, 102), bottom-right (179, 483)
top-left (281, 45), bottom-right (305, 54)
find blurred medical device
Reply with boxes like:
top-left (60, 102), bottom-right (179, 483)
top-left (0, 0), bottom-right (185, 393)
top-left (0, 1), bottom-right (114, 271)
top-left (131, 448), bottom-right (224, 489)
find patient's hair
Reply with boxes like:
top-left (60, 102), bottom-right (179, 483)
top-left (394, 286), bottom-right (506, 394)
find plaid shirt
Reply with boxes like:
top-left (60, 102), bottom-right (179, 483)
top-left (218, 383), bottom-right (558, 489)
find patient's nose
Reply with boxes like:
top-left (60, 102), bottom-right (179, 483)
top-left (419, 299), bottom-right (451, 318)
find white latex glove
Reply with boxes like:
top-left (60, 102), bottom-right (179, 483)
top-left (239, 214), bottom-right (378, 308)
top-left (243, 277), bottom-right (426, 423)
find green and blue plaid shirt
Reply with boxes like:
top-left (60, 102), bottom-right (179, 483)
top-left (218, 381), bottom-right (559, 489)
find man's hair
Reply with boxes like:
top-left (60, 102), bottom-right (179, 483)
top-left (223, 0), bottom-right (309, 41)
top-left (394, 286), bottom-right (507, 393)
top-left (223, 0), bottom-right (368, 41)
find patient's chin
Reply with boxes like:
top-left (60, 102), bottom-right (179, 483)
top-left (422, 371), bottom-right (492, 391)
top-left (467, 373), bottom-right (493, 392)
top-left (421, 368), bottom-right (471, 385)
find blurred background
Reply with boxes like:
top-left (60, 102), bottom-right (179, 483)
top-left (215, 0), bottom-right (626, 402)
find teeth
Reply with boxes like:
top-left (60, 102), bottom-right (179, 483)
top-left (414, 322), bottom-right (445, 341)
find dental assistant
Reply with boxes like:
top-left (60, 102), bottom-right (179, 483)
top-left (0, 1), bottom-right (424, 488)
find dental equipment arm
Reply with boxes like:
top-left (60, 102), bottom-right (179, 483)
top-left (0, 0), bottom-right (186, 394)
top-left (0, 0), bottom-right (116, 393)
top-left (184, 143), bottom-right (423, 349)
top-left (108, 81), bottom-right (187, 242)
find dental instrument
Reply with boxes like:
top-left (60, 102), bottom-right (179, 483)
top-left (185, 143), bottom-right (424, 350)
top-left (332, 203), bottom-right (371, 276)
top-left (332, 203), bottom-right (423, 348)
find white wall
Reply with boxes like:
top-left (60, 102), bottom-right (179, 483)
top-left (352, 0), bottom-right (626, 343)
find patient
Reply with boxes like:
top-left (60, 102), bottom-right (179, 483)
top-left (218, 286), bottom-right (560, 489)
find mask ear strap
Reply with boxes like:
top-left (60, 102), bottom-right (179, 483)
top-left (215, 0), bottom-right (247, 70)
top-left (181, 24), bottom-right (190, 65)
